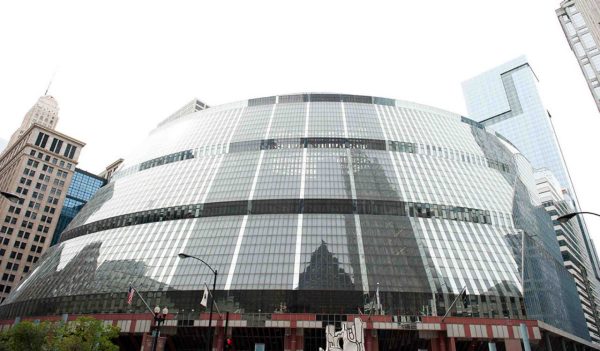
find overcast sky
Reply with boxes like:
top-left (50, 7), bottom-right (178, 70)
top-left (2, 1), bottom-right (600, 244)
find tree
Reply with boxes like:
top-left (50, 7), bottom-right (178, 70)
top-left (0, 316), bottom-right (119, 351)
top-left (0, 320), bottom-right (55, 351)
top-left (54, 317), bottom-right (120, 351)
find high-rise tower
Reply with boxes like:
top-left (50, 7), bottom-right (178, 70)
top-left (0, 94), bottom-right (84, 303)
top-left (0, 124), bottom-right (84, 302)
top-left (462, 57), bottom-right (600, 342)
top-left (556, 0), bottom-right (600, 112)
top-left (6, 95), bottom-right (59, 148)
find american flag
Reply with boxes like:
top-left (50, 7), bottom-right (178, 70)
top-left (127, 286), bottom-right (135, 305)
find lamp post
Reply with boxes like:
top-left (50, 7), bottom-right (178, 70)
top-left (151, 305), bottom-right (169, 351)
top-left (179, 253), bottom-right (217, 351)
top-left (0, 191), bottom-right (23, 204)
top-left (556, 211), bottom-right (600, 223)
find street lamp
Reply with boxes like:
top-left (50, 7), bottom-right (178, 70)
top-left (178, 252), bottom-right (217, 351)
top-left (151, 305), bottom-right (169, 351)
top-left (556, 211), bottom-right (600, 223)
top-left (0, 191), bottom-right (23, 204)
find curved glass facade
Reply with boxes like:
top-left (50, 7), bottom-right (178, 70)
top-left (0, 93), bottom-right (587, 338)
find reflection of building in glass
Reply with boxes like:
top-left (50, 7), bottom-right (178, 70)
top-left (298, 240), bottom-right (355, 290)
top-left (463, 58), bottom-right (600, 342)
top-left (556, 0), bottom-right (600, 112)
top-left (51, 168), bottom-right (106, 245)
top-left (0, 93), bottom-right (590, 341)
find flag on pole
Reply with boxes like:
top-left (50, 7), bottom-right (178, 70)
top-left (460, 287), bottom-right (469, 307)
top-left (200, 286), bottom-right (209, 307)
top-left (375, 282), bottom-right (382, 315)
top-left (127, 285), bottom-right (135, 305)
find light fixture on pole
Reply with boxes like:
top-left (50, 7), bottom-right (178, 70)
top-left (151, 305), bottom-right (169, 351)
top-left (179, 252), bottom-right (218, 351)
top-left (556, 211), bottom-right (600, 223)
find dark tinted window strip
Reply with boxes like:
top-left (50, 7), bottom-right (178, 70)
top-left (461, 116), bottom-right (485, 129)
top-left (372, 97), bottom-right (395, 106)
top-left (248, 96), bottom-right (277, 106)
top-left (278, 94), bottom-right (309, 103)
top-left (272, 94), bottom-right (388, 105)
top-left (230, 138), bottom-right (406, 152)
top-left (340, 94), bottom-right (372, 104)
top-left (139, 150), bottom-right (195, 171)
top-left (59, 199), bottom-right (493, 242)
top-left (133, 137), bottom-right (510, 175)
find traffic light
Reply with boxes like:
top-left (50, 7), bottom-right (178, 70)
top-left (225, 338), bottom-right (233, 350)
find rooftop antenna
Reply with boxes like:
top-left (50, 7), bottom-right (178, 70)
top-left (44, 67), bottom-right (58, 96)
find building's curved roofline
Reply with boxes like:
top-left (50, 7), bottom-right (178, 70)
top-left (151, 91), bottom-right (527, 153)
top-left (155, 92), bottom-right (465, 131)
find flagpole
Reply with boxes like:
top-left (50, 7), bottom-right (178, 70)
top-left (130, 284), bottom-right (155, 315)
top-left (178, 253), bottom-right (218, 351)
top-left (441, 286), bottom-right (467, 322)
top-left (376, 282), bottom-right (381, 315)
top-left (204, 282), bottom-right (223, 318)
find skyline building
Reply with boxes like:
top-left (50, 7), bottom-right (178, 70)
top-left (50, 168), bottom-right (106, 246)
top-left (6, 95), bottom-right (59, 149)
top-left (536, 169), bottom-right (600, 341)
top-left (0, 93), bottom-right (593, 350)
top-left (98, 158), bottom-right (124, 181)
top-left (462, 57), bottom-right (600, 342)
top-left (0, 121), bottom-right (84, 302)
top-left (556, 0), bottom-right (600, 112)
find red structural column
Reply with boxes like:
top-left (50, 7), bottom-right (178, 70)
top-left (215, 325), bottom-right (224, 351)
top-left (141, 333), bottom-right (152, 350)
top-left (290, 329), bottom-right (297, 351)
top-left (505, 339), bottom-right (523, 351)
top-left (430, 337), bottom-right (440, 351)
top-left (284, 329), bottom-right (294, 351)
top-left (366, 331), bottom-right (373, 351)
top-left (295, 329), bottom-right (304, 351)
top-left (142, 333), bottom-right (167, 351)
top-left (283, 328), bottom-right (304, 351)
top-left (439, 334), bottom-right (447, 351)
top-left (370, 331), bottom-right (379, 351)
top-left (448, 337), bottom-right (457, 351)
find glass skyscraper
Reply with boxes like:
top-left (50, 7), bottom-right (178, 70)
top-left (462, 57), bottom-right (573, 193)
top-left (463, 58), bottom-right (600, 342)
top-left (51, 168), bottom-right (106, 245)
top-left (0, 93), bottom-right (589, 343)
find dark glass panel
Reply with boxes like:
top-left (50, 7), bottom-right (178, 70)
top-left (247, 96), bottom-right (277, 106)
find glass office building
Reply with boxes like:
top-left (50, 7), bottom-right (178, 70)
top-left (51, 168), bottom-right (106, 245)
top-left (462, 57), bottom-right (574, 194)
top-left (0, 93), bottom-right (588, 339)
top-left (463, 58), bottom-right (600, 341)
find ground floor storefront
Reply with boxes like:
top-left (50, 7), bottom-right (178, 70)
top-left (0, 313), bottom-right (596, 351)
